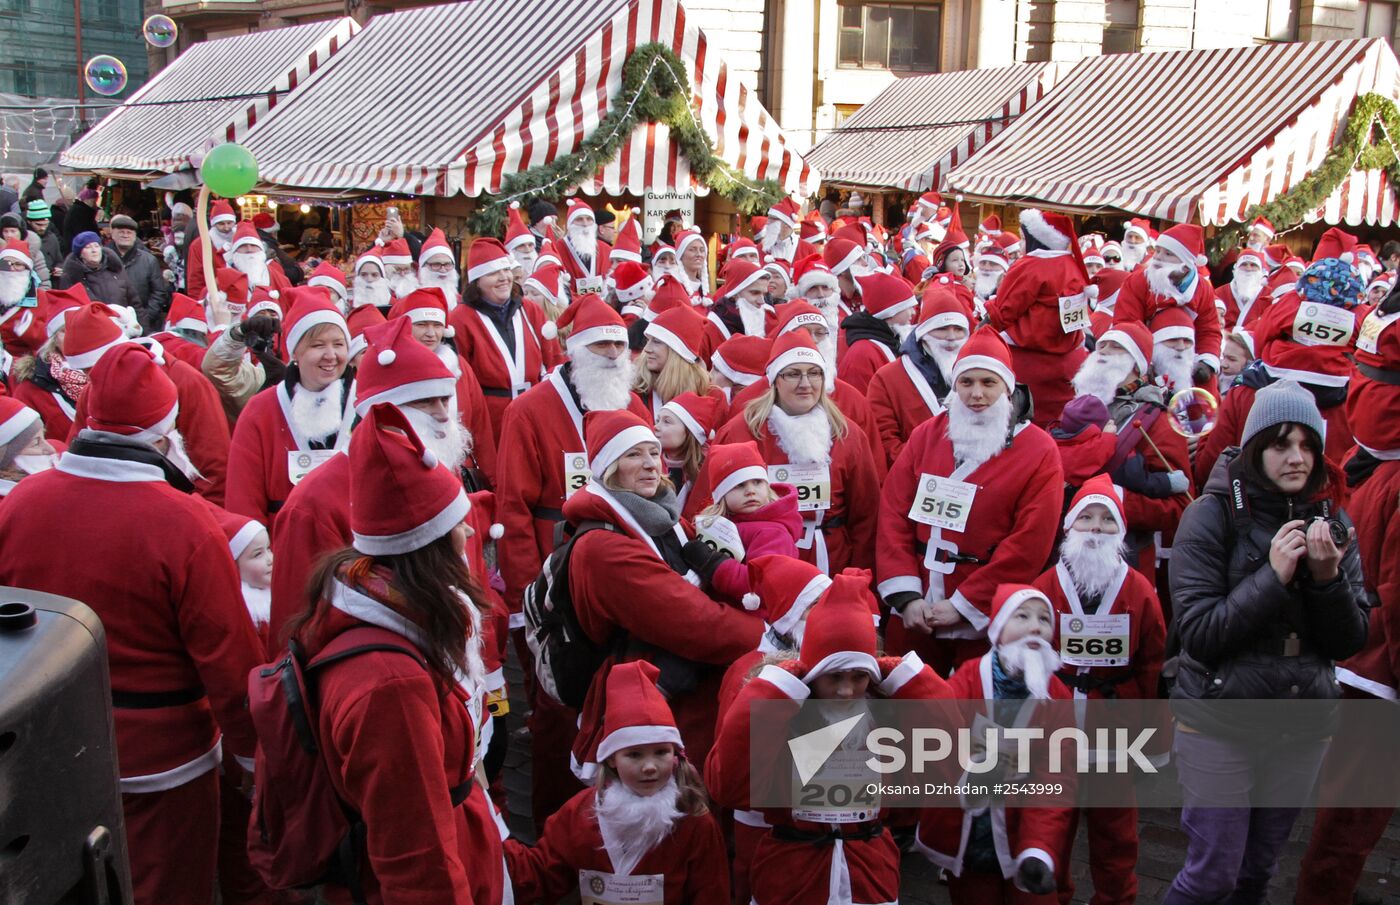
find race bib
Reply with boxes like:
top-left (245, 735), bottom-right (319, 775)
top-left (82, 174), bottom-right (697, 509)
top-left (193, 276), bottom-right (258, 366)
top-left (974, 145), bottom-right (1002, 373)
top-left (563, 452), bottom-right (590, 499)
top-left (1356, 308), bottom-right (1400, 355)
top-left (695, 515), bottom-right (746, 560)
top-left (1059, 613), bottom-right (1131, 667)
top-left (575, 275), bottom-right (606, 295)
top-left (287, 449), bottom-right (336, 486)
top-left (769, 463), bottom-right (831, 512)
top-left (791, 748), bottom-right (881, 824)
top-left (1059, 292), bottom-right (1090, 333)
top-left (908, 474), bottom-right (978, 533)
top-left (1292, 303), bottom-right (1355, 348)
top-left (579, 870), bottom-right (663, 905)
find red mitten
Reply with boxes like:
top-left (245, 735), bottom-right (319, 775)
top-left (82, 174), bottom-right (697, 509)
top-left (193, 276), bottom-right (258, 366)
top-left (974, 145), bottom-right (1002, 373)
top-left (876, 656), bottom-right (906, 680)
top-left (775, 658), bottom-right (809, 680)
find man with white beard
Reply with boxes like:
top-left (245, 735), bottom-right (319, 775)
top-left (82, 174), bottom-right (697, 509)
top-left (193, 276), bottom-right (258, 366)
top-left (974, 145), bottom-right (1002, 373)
top-left (1032, 475), bottom-right (1166, 905)
top-left (1215, 249), bottom-right (1269, 330)
top-left (0, 238), bottom-right (43, 356)
top-left (1150, 306), bottom-right (1197, 395)
top-left (225, 221), bottom-right (290, 295)
top-left (504, 202), bottom-right (538, 277)
top-left (1120, 218), bottom-right (1154, 271)
top-left (379, 238), bottom-right (419, 302)
top-left (185, 198), bottom-right (237, 300)
top-left (417, 228), bottom-right (461, 311)
top-left (791, 253), bottom-right (844, 329)
top-left (878, 330), bottom-right (1064, 674)
top-left (971, 246), bottom-right (1009, 311)
top-left (556, 198), bottom-right (613, 292)
top-left (495, 295), bottom-right (651, 614)
top-left (759, 197), bottom-right (810, 264)
top-left (351, 248), bottom-right (390, 311)
top-left (837, 271), bottom-right (918, 394)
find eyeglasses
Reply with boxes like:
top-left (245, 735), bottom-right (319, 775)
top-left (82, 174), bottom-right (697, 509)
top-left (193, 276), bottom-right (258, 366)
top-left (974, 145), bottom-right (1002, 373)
top-left (424, 260), bottom-right (456, 274)
top-left (0, 260), bottom-right (28, 272)
top-left (777, 368), bottom-right (823, 386)
top-left (1103, 256), bottom-right (1121, 263)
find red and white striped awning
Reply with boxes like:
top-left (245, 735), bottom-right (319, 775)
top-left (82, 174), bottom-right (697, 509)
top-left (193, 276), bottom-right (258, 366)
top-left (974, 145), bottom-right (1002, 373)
top-left (804, 62), bottom-right (1065, 192)
top-left (242, 0), bottom-right (816, 198)
top-left (947, 39), bottom-right (1400, 228)
top-left (61, 18), bottom-right (357, 178)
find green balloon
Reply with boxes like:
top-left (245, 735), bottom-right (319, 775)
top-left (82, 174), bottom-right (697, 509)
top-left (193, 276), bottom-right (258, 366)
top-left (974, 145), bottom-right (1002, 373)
top-left (202, 143), bottom-right (259, 199)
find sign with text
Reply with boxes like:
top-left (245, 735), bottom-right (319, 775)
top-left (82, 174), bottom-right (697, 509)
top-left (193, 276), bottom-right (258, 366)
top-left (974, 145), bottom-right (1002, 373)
top-left (643, 190), bottom-right (695, 244)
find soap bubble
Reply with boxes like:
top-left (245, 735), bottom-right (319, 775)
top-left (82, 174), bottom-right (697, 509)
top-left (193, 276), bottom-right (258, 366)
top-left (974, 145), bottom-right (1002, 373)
top-left (142, 15), bottom-right (177, 48)
top-left (1167, 386), bottom-right (1219, 437)
top-left (84, 56), bottom-right (127, 97)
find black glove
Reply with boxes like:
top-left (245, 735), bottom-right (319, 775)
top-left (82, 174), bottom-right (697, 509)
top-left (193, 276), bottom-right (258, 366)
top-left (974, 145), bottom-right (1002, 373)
top-left (680, 538), bottom-right (732, 582)
top-left (1111, 453), bottom-right (1153, 495)
top-left (241, 314), bottom-right (281, 356)
top-left (1191, 360), bottom-right (1214, 386)
top-left (1016, 855), bottom-right (1056, 895)
top-left (884, 591), bottom-right (922, 614)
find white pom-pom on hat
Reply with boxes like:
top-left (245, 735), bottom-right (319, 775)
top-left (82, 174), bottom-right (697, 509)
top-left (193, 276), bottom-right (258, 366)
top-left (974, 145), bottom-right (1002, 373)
top-left (1196, 254), bottom-right (1208, 266)
top-left (541, 321), bottom-right (559, 340)
top-left (269, 290), bottom-right (279, 299)
top-left (510, 201), bottom-right (521, 210)
top-left (1341, 251), bottom-right (1355, 264)
top-left (421, 449), bottom-right (438, 468)
top-left (1084, 284), bottom-right (1099, 302)
top-left (378, 349), bottom-right (396, 366)
top-left (444, 326), bottom-right (455, 338)
top-left (489, 523), bottom-right (505, 540)
top-left (741, 593), bottom-right (761, 611)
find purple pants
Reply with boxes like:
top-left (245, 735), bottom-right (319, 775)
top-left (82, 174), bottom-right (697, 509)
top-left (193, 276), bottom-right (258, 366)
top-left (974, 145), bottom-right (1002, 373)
top-left (1162, 727), bottom-right (1329, 905)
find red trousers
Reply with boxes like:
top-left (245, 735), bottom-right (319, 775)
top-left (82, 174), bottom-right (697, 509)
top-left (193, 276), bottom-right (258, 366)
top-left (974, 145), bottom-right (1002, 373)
top-left (1009, 345), bottom-right (1087, 431)
top-left (948, 871), bottom-right (1059, 904)
top-left (122, 770), bottom-right (220, 905)
top-left (1057, 806), bottom-right (1139, 905)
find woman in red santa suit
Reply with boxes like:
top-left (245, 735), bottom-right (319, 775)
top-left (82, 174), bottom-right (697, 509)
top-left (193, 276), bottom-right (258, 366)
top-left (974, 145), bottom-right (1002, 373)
top-left (637, 302), bottom-right (729, 421)
top-left (11, 287), bottom-right (87, 440)
top-left (285, 402), bottom-right (507, 905)
top-left (707, 570), bottom-right (948, 905)
top-left (711, 331), bottom-right (880, 574)
top-left (879, 329), bottom-right (1064, 676)
top-left (837, 271), bottom-right (918, 395)
top-left (655, 390), bottom-right (727, 517)
top-left (675, 228), bottom-right (712, 306)
top-left (507, 660), bottom-right (730, 905)
top-left (225, 293), bottom-right (354, 526)
top-left (0, 395), bottom-right (59, 505)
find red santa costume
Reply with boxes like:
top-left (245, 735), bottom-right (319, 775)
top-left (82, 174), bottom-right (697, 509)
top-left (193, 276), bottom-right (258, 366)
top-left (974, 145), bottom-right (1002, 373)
top-left (185, 199), bottom-right (234, 300)
top-left (307, 259), bottom-right (349, 311)
top-left (63, 302), bottom-right (231, 505)
top-left (702, 258), bottom-right (776, 356)
top-left (985, 209), bottom-right (1093, 429)
top-left (226, 221), bottom-right (292, 298)
top-left (709, 332), bottom-right (881, 574)
top-left (149, 292), bottom-right (212, 371)
top-left (1215, 248), bottom-right (1272, 330)
top-left (415, 228), bottom-right (462, 312)
top-left (0, 239), bottom-right (47, 356)
top-left (879, 331), bottom-right (1064, 674)
top-left (672, 228), bottom-right (712, 306)
top-left (867, 285), bottom-right (968, 463)
top-left (707, 571), bottom-right (947, 905)
top-left (760, 197), bottom-right (816, 265)
top-left (556, 198), bottom-right (614, 289)
top-left (839, 271), bottom-right (918, 395)
top-left (0, 344), bottom-right (263, 905)
top-left (11, 286), bottom-right (85, 439)
top-left (709, 333), bottom-right (771, 403)
top-left (792, 252), bottom-right (848, 329)
top-left (612, 261), bottom-right (653, 326)
top-left (1112, 223), bottom-right (1223, 378)
top-left (1087, 269), bottom-right (1130, 339)
top-left (608, 210), bottom-right (645, 272)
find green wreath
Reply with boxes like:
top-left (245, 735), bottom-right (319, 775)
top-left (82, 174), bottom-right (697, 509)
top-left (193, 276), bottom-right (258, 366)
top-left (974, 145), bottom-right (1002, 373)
top-left (467, 43), bottom-right (787, 238)
top-left (1209, 92), bottom-right (1400, 258)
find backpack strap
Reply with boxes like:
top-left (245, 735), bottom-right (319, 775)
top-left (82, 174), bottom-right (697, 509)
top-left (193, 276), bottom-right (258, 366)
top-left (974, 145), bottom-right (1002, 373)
top-left (307, 625), bottom-right (428, 673)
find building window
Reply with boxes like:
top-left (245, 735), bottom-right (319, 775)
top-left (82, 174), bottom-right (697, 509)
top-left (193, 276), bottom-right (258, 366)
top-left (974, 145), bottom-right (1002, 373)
top-left (1356, 0), bottom-right (1399, 41)
top-left (838, 3), bottom-right (942, 72)
top-left (1, 63), bottom-right (36, 97)
top-left (834, 103), bottom-right (863, 125)
top-left (1263, 0), bottom-right (1299, 41)
top-left (1103, 0), bottom-right (1139, 54)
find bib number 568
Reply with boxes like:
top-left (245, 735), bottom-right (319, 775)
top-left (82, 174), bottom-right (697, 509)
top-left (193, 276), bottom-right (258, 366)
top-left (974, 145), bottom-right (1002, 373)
top-left (1064, 637), bottom-right (1124, 656)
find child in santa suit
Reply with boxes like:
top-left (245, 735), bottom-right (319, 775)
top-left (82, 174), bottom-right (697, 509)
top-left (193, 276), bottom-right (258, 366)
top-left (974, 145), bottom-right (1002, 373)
top-left (914, 584), bottom-right (1076, 903)
top-left (1033, 478), bottom-right (1166, 905)
top-left (207, 507), bottom-right (273, 647)
top-left (507, 660), bottom-right (730, 905)
top-left (1048, 395), bottom-right (1119, 489)
top-left (706, 570), bottom-right (948, 905)
top-left (654, 390), bottom-right (726, 516)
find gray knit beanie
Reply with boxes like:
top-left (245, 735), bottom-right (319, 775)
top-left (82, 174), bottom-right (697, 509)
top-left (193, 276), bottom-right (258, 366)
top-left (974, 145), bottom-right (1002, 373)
top-left (1241, 379), bottom-right (1325, 448)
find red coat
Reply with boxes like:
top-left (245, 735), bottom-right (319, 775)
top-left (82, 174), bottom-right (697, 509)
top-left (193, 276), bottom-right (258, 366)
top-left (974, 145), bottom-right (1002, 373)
top-left (1336, 459), bottom-right (1400, 700)
top-left (904, 254), bottom-right (931, 283)
top-left (1113, 268), bottom-right (1223, 370)
top-left (987, 249), bottom-right (1090, 356)
top-left (267, 450), bottom-right (350, 656)
top-left (505, 786), bottom-right (729, 905)
top-left (494, 368), bottom-right (651, 611)
top-left (13, 374), bottom-right (75, 442)
top-left (185, 238), bottom-right (224, 301)
top-left (712, 410), bottom-right (881, 575)
top-left (147, 331), bottom-right (207, 371)
top-left (1112, 398), bottom-right (1194, 583)
top-left (0, 303), bottom-right (44, 357)
top-left (867, 356), bottom-right (945, 465)
top-left (440, 348), bottom-right (498, 486)
top-left (1215, 283), bottom-right (1270, 332)
top-left (1054, 426), bottom-right (1116, 487)
top-left (728, 377), bottom-right (888, 478)
top-left (0, 450), bottom-right (262, 783)
top-left (445, 297), bottom-right (561, 447)
top-left (840, 337), bottom-right (898, 397)
top-left (557, 237), bottom-right (614, 283)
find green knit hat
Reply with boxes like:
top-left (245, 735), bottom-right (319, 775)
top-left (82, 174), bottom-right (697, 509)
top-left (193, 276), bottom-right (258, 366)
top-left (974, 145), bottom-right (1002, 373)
top-left (24, 200), bottom-right (50, 221)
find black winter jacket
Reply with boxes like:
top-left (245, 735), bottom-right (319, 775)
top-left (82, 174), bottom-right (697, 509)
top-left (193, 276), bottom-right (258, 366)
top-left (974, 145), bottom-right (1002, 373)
top-left (112, 242), bottom-right (171, 334)
top-left (59, 247), bottom-right (138, 310)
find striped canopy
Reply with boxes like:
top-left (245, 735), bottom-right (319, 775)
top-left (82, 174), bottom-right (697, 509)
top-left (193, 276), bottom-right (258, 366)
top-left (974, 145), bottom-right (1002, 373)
top-left (947, 39), bottom-right (1400, 228)
top-left (61, 18), bottom-right (357, 178)
top-left (242, 0), bottom-right (816, 198)
top-left (805, 62), bottom-right (1064, 192)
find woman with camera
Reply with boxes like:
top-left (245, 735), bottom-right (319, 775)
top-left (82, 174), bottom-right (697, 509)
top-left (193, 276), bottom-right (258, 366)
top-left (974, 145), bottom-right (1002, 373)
top-left (1165, 379), bottom-right (1367, 905)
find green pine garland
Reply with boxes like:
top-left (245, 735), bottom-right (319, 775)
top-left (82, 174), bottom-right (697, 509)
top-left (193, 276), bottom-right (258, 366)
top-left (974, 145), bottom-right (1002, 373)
top-left (468, 42), bottom-right (787, 237)
top-left (1209, 92), bottom-right (1400, 258)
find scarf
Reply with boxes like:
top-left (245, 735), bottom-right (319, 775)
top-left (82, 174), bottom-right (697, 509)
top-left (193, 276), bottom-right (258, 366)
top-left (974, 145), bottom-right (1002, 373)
top-left (609, 485), bottom-right (682, 536)
top-left (44, 352), bottom-right (86, 402)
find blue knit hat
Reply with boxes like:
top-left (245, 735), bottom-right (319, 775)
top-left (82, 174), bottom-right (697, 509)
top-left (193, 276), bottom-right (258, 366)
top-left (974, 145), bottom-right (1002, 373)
top-left (72, 231), bottom-right (101, 251)
top-left (1241, 379), bottom-right (1325, 448)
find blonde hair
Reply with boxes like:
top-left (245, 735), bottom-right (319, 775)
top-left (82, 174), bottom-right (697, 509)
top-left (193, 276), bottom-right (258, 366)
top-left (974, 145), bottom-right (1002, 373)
top-left (635, 346), bottom-right (710, 403)
top-left (601, 458), bottom-right (676, 496)
top-left (742, 384), bottom-right (848, 443)
top-left (595, 748), bottom-right (710, 817)
top-left (700, 478), bottom-right (777, 518)
top-left (667, 429), bottom-right (707, 485)
top-left (294, 321), bottom-right (348, 358)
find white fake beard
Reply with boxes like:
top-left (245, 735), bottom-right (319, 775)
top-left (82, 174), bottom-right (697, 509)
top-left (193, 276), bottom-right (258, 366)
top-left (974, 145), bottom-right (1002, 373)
top-left (945, 393), bottom-right (1011, 472)
top-left (210, 229), bottom-right (234, 253)
top-left (353, 275), bottom-right (390, 309)
top-left (922, 336), bottom-right (965, 384)
top-left (568, 223), bottom-right (598, 268)
top-left (1121, 243), bottom-right (1147, 270)
top-left (387, 271), bottom-right (419, 299)
top-left (768, 404), bottom-right (832, 465)
top-left (1145, 260), bottom-right (1187, 300)
top-left (652, 259), bottom-right (679, 281)
top-left (229, 249), bottom-right (271, 288)
top-left (511, 246), bottom-right (537, 273)
top-left (241, 581), bottom-right (271, 627)
top-left (0, 270), bottom-right (28, 305)
top-left (1152, 345), bottom-right (1195, 393)
top-left (435, 344), bottom-right (463, 378)
top-left (764, 226), bottom-right (797, 261)
top-left (289, 380), bottom-right (345, 442)
top-left (14, 452), bottom-right (57, 474)
top-left (810, 296), bottom-right (841, 331)
top-left (892, 321), bottom-right (914, 342)
top-left (998, 636), bottom-right (1062, 700)
top-left (163, 429), bottom-right (204, 482)
top-left (400, 404), bottom-right (472, 474)
top-left (974, 270), bottom-right (1003, 301)
top-left (595, 776), bottom-right (683, 877)
top-left (1073, 349), bottom-right (1135, 405)
top-left (571, 346), bottom-right (636, 412)
top-left (419, 268), bottom-right (459, 310)
top-left (1231, 269), bottom-right (1265, 307)
top-left (1060, 529), bottom-right (1125, 600)
top-left (737, 297), bottom-right (768, 336)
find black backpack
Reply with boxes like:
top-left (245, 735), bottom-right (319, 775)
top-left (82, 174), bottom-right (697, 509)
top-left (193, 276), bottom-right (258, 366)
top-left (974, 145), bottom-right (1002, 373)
top-left (522, 520), bottom-right (627, 708)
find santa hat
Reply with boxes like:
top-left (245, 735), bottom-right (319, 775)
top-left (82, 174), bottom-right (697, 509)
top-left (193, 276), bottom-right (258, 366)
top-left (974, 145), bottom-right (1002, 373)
top-left (822, 237), bottom-right (864, 276)
top-left (350, 403), bottom-right (469, 556)
top-left (1062, 473), bottom-right (1125, 532)
top-left (214, 507), bottom-right (267, 561)
top-left (661, 391), bottom-right (724, 446)
top-left (749, 216), bottom-right (769, 235)
top-left (1248, 216), bottom-right (1276, 240)
top-left (247, 286), bottom-right (283, 321)
top-left (917, 191), bottom-right (943, 212)
top-left (209, 199), bottom-right (237, 226)
top-left (644, 305), bottom-right (706, 363)
top-left (1156, 224), bottom-right (1208, 268)
top-left (62, 302), bottom-right (128, 369)
top-left (711, 334), bottom-right (771, 387)
top-left (1262, 243), bottom-right (1290, 270)
top-left (1312, 227), bottom-right (1358, 265)
top-left (252, 212), bottom-right (276, 232)
top-left (565, 198), bottom-right (595, 227)
top-left (975, 246), bottom-right (1011, 272)
top-left (346, 303), bottom-right (386, 360)
top-left (1284, 255), bottom-right (1307, 275)
top-left (993, 230), bottom-right (1022, 256)
top-left (537, 237), bottom-right (562, 269)
top-left (980, 215), bottom-right (1002, 237)
top-left (594, 660), bottom-right (682, 764)
top-left (1235, 249), bottom-right (1267, 271)
top-left (42, 285), bottom-right (89, 336)
top-left (1100, 239), bottom-right (1124, 262)
top-left (504, 202), bottom-right (534, 252)
top-left (0, 396), bottom-right (41, 449)
top-left (673, 228), bottom-right (707, 263)
top-left (833, 223), bottom-right (866, 248)
top-left (772, 299), bottom-right (828, 337)
top-left (389, 286), bottom-right (449, 327)
top-left (1150, 306), bottom-right (1195, 347)
top-left (611, 261), bottom-right (653, 303)
top-left (284, 291), bottom-right (349, 355)
top-left (0, 239), bottom-right (32, 270)
top-left (584, 409), bottom-right (656, 479)
top-left (1080, 234), bottom-right (1105, 266)
top-left (718, 259), bottom-right (768, 301)
top-left (165, 293), bottom-right (208, 335)
top-left (914, 284), bottom-right (971, 341)
top-left (308, 261), bottom-right (348, 302)
top-left (646, 275), bottom-right (693, 319)
top-left (764, 257), bottom-right (792, 288)
top-left (354, 317), bottom-right (456, 415)
top-left (1367, 273), bottom-right (1394, 295)
top-left (767, 197), bottom-right (801, 229)
top-left (1123, 218), bottom-right (1154, 245)
top-left (354, 246), bottom-right (385, 275)
top-left (216, 266), bottom-right (251, 305)
top-left (524, 263), bottom-right (566, 308)
top-left (1096, 321), bottom-right (1153, 376)
top-left (726, 238), bottom-right (761, 264)
top-left (1020, 208), bottom-right (1091, 285)
top-left (86, 343), bottom-right (178, 442)
top-left (765, 330), bottom-right (825, 384)
top-left (950, 327), bottom-right (1015, 389)
top-left (855, 272), bottom-right (917, 319)
top-left (793, 253), bottom-right (839, 296)
top-left (609, 211), bottom-right (643, 264)
top-left (914, 221), bottom-right (941, 243)
top-left (229, 221), bottom-right (262, 254)
top-left (707, 441), bottom-right (769, 503)
top-left (799, 217), bottom-right (827, 245)
top-left (800, 570), bottom-right (880, 683)
top-left (466, 237), bottom-right (514, 283)
top-left (987, 584), bottom-right (1055, 646)
top-left (1227, 328), bottom-right (1257, 358)
top-left (379, 238), bottom-right (413, 268)
top-left (416, 228), bottom-right (453, 266)
top-left (745, 554), bottom-right (832, 632)
top-left (1091, 269), bottom-right (1130, 314)
top-left (552, 294), bottom-right (626, 351)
